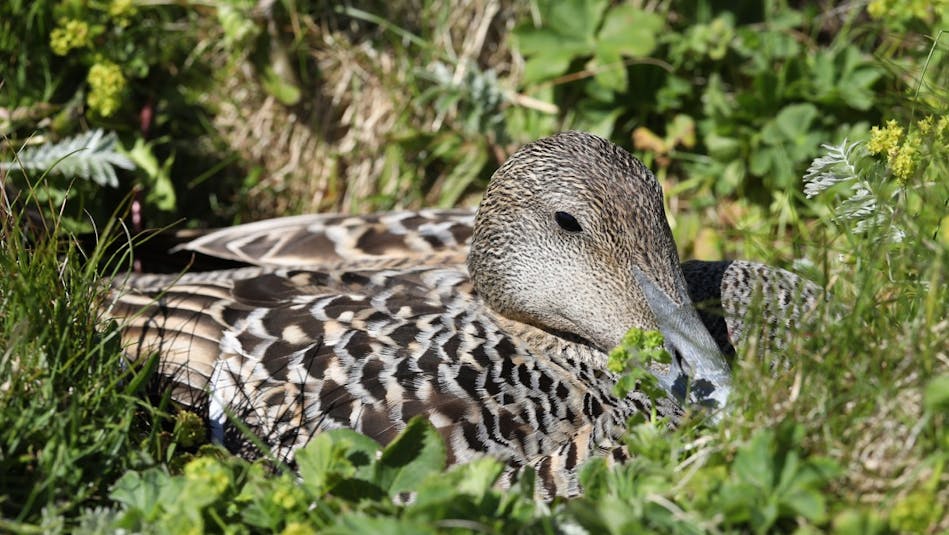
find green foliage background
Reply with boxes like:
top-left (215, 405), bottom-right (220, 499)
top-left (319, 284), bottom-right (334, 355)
top-left (1, 0), bottom-right (947, 533)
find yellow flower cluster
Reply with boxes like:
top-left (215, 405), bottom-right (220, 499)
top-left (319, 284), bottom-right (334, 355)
top-left (867, 0), bottom-right (946, 22)
top-left (49, 18), bottom-right (91, 56)
top-left (889, 488), bottom-right (945, 533)
top-left (173, 410), bottom-right (206, 448)
top-left (271, 485), bottom-right (304, 510)
top-left (184, 457), bottom-right (232, 496)
top-left (866, 116), bottom-right (948, 184)
top-left (86, 61), bottom-right (126, 117)
top-left (109, 0), bottom-right (138, 27)
top-left (867, 119), bottom-right (903, 158)
top-left (281, 522), bottom-right (316, 535)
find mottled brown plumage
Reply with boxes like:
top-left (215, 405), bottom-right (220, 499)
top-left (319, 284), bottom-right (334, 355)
top-left (106, 131), bottom-right (819, 498)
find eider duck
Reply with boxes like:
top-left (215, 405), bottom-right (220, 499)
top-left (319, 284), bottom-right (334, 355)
top-left (106, 131), bottom-right (819, 497)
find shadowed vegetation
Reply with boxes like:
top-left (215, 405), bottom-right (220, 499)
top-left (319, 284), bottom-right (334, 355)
top-left (1, 1), bottom-right (947, 532)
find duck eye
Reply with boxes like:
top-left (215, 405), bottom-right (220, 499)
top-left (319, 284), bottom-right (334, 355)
top-left (554, 211), bottom-right (582, 233)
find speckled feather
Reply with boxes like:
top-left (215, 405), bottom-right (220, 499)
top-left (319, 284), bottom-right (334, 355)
top-left (111, 263), bottom-right (677, 498)
top-left (106, 132), bottom-right (820, 498)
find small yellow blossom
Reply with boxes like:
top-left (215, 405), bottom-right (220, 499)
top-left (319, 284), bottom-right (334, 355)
top-left (890, 141), bottom-right (916, 183)
top-left (916, 115), bottom-right (933, 135)
top-left (109, 0), bottom-right (138, 27)
top-left (866, 0), bottom-right (888, 19)
top-left (281, 522), bottom-right (316, 535)
top-left (867, 119), bottom-right (903, 157)
top-left (174, 410), bottom-right (206, 448)
top-left (889, 489), bottom-right (944, 533)
top-left (49, 19), bottom-right (91, 56)
top-left (184, 457), bottom-right (231, 496)
top-left (937, 115), bottom-right (949, 139)
top-left (86, 61), bottom-right (126, 117)
top-left (271, 485), bottom-right (302, 510)
top-left (109, 0), bottom-right (135, 17)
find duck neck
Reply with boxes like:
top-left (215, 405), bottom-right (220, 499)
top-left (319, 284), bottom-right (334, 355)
top-left (488, 311), bottom-right (611, 379)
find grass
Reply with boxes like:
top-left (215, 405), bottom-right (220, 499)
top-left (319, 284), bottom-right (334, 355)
top-left (0, 189), bottom-right (139, 529)
top-left (0, 131), bottom-right (946, 533)
top-left (1, 2), bottom-right (947, 532)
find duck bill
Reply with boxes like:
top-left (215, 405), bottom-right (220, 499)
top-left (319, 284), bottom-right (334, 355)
top-left (631, 268), bottom-right (732, 413)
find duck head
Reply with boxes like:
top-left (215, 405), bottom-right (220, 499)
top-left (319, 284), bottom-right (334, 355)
top-left (467, 131), bottom-right (731, 410)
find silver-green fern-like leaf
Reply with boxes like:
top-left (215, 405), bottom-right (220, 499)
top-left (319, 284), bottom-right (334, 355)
top-left (803, 140), bottom-right (862, 199)
top-left (803, 139), bottom-right (904, 242)
top-left (1, 130), bottom-right (135, 187)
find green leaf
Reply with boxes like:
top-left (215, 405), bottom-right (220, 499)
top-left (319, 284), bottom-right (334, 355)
top-left (591, 50), bottom-right (626, 92)
top-left (1, 129), bottom-right (134, 187)
top-left (127, 138), bottom-right (177, 212)
top-left (780, 487), bottom-right (827, 522)
top-left (521, 53), bottom-right (572, 85)
top-left (733, 431), bottom-right (775, 491)
top-left (577, 456), bottom-right (610, 499)
top-left (413, 456), bottom-right (505, 508)
top-left (453, 456), bottom-right (506, 496)
top-left (374, 417), bottom-right (447, 496)
top-left (590, 6), bottom-right (661, 92)
top-left (514, 0), bottom-right (609, 84)
top-left (324, 514), bottom-right (438, 535)
top-left (296, 428), bottom-right (379, 496)
top-left (515, 30), bottom-right (588, 60)
top-left (569, 101), bottom-right (622, 138)
top-left (541, 0), bottom-right (607, 47)
top-left (751, 499), bottom-right (779, 533)
top-left (596, 5), bottom-right (663, 57)
top-left (769, 103), bottom-right (818, 143)
top-left (110, 469), bottom-right (172, 520)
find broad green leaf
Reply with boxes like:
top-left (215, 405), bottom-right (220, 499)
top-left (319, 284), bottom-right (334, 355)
top-left (733, 431), bottom-right (775, 490)
top-left (453, 456), bottom-right (506, 496)
top-left (592, 5), bottom-right (663, 92)
top-left (568, 101), bottom-right (622, 139)
top-left (413, 456), bottom-right (505, 507)
top-left (596, 5), bottom-right (663, 58)
top-left (705, 133), bottom-right (742, 159)
top-left (716, 160), bottom-right (745, 195)
top-left (374, 417), bottom-right (447, 495)
top-left (750, 499), bottom-right (779, 533)
top-left (770, 103), bottom-right (818, 142)
top-left (127, 138), bottom-right (177, 212)
top-left (780, 487), bottom-right (827, 522)
top-left (522, 54), bottom-right (572, 85)
top-left (541, 0), bottom-right (608, 47)
top-left (578, 456), bottom-right (610, 498)
top-left (324, 515), bottom-right (439, 535)
top-left (749, 145), bottom-right (775, 176)
top-left (702, 74), bottom-right (733, 118)
top-left (110, 468), bottom-right (174, 520)
top-left (296, 428), bottom-right (380, 496)
top-left (515, 29), bottom-right (588, 59)
top-left (514, 0), bottom-right (609, 84)
top-left (592, 50), bottom-right (626, 92)
top-left (329, 477), bottom-right (388, 502)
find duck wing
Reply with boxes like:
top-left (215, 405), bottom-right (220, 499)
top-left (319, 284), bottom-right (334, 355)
top-left (174, 209), bottom-right (474, 269)
top-left (106, 265), bottom-right (658, 487)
